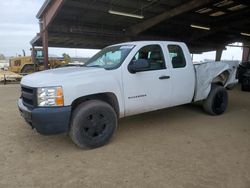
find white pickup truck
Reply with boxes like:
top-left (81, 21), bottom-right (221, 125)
top-left (18, 41), bottom-right (232, 149)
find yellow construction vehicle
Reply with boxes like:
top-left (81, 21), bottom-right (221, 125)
top-left (9, 48), bottom-right (68, 74)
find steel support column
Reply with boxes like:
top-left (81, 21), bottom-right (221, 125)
top-left (42, 29), bottom-right (49, 69)
top-left (31, 45), bottom-right (37, 72)
top-left (242, 47), bottom-right (250, 61)
top-left (39, 0), bottom-right (64, 69)
top-left (215, 48), bottom-right (223, 61)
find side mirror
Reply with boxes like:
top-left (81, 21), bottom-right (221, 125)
top-left (128, 59), bottom-right (150, 74)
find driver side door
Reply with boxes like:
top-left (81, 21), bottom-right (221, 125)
top-left (122, 44), bottom-right (172, 116)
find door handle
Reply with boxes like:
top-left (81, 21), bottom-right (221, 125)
top-left (159, 76), bottom-right (170, 80)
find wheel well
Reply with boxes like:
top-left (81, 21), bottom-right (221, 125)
top-left (71, 93), bottom-right (120, 117)
top-left (212, 70), bottom-right (230, 86)
top-left (21, 64), bottom-right (34, 72)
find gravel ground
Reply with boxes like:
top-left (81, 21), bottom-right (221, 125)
top-left (0, 84), bottom-right (249, 188)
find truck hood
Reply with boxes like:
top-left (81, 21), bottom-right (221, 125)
top-left (21, 66), bottom-right (106, 87)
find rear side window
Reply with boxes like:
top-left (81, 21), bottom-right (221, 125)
top-left (132, 45), bottom-right (166, 71)
top-left (168, 45), bottom-right (186, 68)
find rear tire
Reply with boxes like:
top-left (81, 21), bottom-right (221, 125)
top-left (69, 100), bottom-right (117, 149)
top-left (203, 85), bottom-right (228, 115)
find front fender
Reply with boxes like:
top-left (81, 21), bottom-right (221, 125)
top-left (62, 71), bottom-right (124, 117)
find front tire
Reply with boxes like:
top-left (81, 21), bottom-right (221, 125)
top-left (69, 100), bottom-right (117, 149)
top-left (203, 85), bottom-right (228, 115)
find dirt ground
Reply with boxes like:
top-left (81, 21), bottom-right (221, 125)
top-left (0, 84), bottom-right (249, 188)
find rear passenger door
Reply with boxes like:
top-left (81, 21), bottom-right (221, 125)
top-left (122, 43), bottom-right (172, 116)
top-left (165, 44), bottom-right (195, 106)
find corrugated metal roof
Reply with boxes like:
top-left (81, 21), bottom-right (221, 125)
top-left (32, 0), bottom-right (250, 53)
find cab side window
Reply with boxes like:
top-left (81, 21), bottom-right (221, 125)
top-left (168, 45), bottom-right (186, 68)
top-left (132, 45), bottom-right (166, 71)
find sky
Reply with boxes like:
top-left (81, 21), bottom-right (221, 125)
top-left (0, 0), bottom-right (99, 58)
top-left (0, 0), bottom-right (243, 61)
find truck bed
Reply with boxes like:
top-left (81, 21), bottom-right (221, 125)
top-left (193, 61), bottom-right (232, 101)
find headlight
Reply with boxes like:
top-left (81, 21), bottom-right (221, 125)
top-left (37, 86), bottom-right (64, 107)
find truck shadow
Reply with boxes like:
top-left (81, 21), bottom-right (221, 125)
top-left (116, 103), bottom-right (205, 139)
top-left (24, 103), bottom-right (204, 151)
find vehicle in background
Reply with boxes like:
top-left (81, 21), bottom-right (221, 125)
top-left (237, 61), bottom-right (250, 91)
top-left (0, 60), bottom-right (9, 70)
top-left (0, 70), bottom-right (22, 84)
top-left (9, 48), bottom-right (68, 74)
top-left (18, 41), bottom-right (232, 149)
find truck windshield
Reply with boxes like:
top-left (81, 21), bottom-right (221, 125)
top-left (84, 45), bottom-right (134, 69)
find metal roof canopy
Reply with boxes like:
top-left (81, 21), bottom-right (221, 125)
top-left (31, 0), bottom-right (250, 54)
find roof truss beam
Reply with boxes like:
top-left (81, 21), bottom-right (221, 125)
top-left (128, 0), bottom-right (216, 35)
top-left (41, 0), bottom-right (64, 30)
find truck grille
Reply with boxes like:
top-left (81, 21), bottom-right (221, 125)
top-left (21, 86), bottom-right (36, 108)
